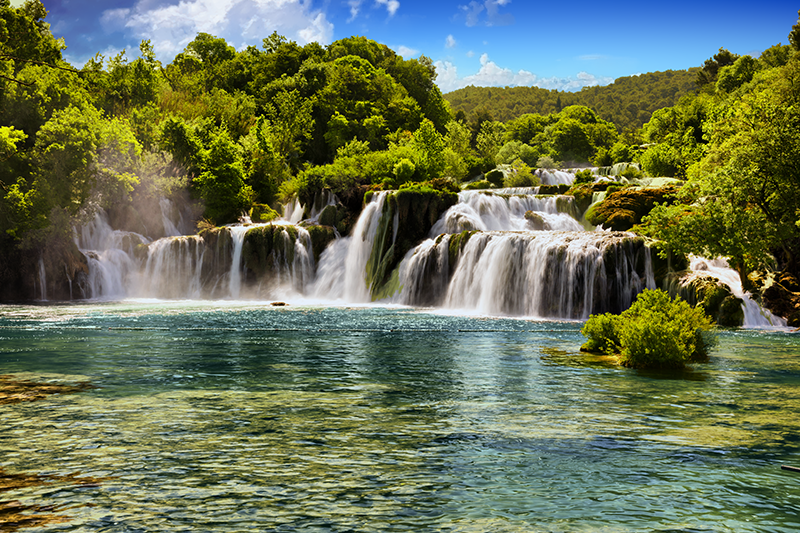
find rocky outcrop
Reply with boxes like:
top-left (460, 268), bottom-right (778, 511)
top-left (0, 235), bottom-right (89, 302)
top-left (585, 186), bottom-right (678, 231)
top-left (366, 186), bottom-right (458, 300)
top-left (762, 271), bottom-right (800, 327)
top-left (668, 272), bottom-right (745, 327)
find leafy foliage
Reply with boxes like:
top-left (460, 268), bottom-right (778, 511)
top-left (581, 289), bottom-right (716, 370)
top-left (444, 69), bottom-right (699, 132)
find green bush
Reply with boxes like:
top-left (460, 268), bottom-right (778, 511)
top-left (573, 169), bottom-right (594, 185)
top-left (485, 168), bottom-right (504, 187)
top-left (504, 159), bottom-right (539, 188)
top-left (581, 289), bottom-right (716, 369)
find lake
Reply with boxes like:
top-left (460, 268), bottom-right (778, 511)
top-left (1, 301), bottom-right (799, 532)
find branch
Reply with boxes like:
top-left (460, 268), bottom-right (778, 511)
top-left (0, 53), bottom-right (82, 75)
top-left (0, 73), bottom-right (34, 86)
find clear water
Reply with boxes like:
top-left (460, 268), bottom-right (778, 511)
top-left (2, 301), bottom-right (800, 532)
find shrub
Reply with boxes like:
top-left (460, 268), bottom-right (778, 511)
top-left (484, 168), bottom-right (505, 187)
top-left (573, 169), bottom-right (594, 185)
top-left (581, 289), bottom-right (716, 370)
top-left (504, 159), bottom-right (539, 188)
top-left (536, 155), bottom-right (559, 169)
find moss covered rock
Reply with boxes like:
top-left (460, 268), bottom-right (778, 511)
top-left (525, 211), bottom-right (546, 230)
top-left (585, 186), bottom-right (678, 231)
top-left (762, 271), bottom-right (800, 327)
top-left (366, 185), bottom-right (458, 300)
top-left (673, 272), bottom-right (744, 327)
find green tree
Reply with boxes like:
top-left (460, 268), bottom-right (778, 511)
top-left (193, 127), bottom-right (253, 224)
top-left (411, 118), bottom-right (445, 181)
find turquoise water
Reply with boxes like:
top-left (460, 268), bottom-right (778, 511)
top-left (2, 301), bottom-right (800, 532)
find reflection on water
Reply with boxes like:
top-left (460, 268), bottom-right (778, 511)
top-left (1, 302), bottom-right (800, 532)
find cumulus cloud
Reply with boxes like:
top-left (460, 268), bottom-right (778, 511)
top-left (101, 0), bottom-right (334, 60)
top-left (434, 55), bottom-right (613, 93)
top-left (375, 0), bottom-right (400, 17)
top-left (457, 0), bottom-right (513, 27)
top-left (397, 45), bottom-right (419, 58)
top-left (445, 34), bottom-right (457, 48)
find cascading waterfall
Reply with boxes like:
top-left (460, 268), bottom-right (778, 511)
top-left (159, 198), bottom-right (182, 237)
top-left (398, 231), bottom-right (654, 318)
top-left (37, 258), bottom-right (46, 301)
top-left (70, 177), bottom-right (788, 326)
top-left (228, 225), bottom-right (251, 299)
top-left (431, 190), bottom-right (583, 234)
top-left (689, 257), bottom-right (786, 327)
top-left (311, 192), bottom-right (389, 302)
top-left (140, 236), bottom-right (205, 299)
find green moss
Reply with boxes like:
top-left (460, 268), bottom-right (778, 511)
top-left (365, 187), bottom-right (458, 300)
top-left (448, 230), bottom-right (476, 271)
top-left (537, 183), bottom-right (570, 195)
top-left (304, 225), bottom-right (337, 263)
top-left (586, 186), bottom-right (678, 231)
top-left (525, 211), bottom-right (545, 230)
top-left (464, 180), bottom-right (492, 190)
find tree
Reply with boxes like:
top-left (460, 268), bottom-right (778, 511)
top-left (644, 56), bottom-right (800, 272)
top-left (696, 48), bottom-right (739, 87)
top-left (789, 10), bottom-right (800, 51)
top-left (411, 119), bottom-right (445, 181)
top-left (193, 127), bottom-right (253, 224)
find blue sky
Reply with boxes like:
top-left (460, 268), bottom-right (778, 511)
top-left (27, 0), bottom-right (800, 92)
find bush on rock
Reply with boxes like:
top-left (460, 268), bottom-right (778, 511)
top-left (581, 289), bottom-right (716, 370)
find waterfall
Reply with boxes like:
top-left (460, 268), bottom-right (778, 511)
top-left (159, 198), bottom-right (182, 237)
top-left (431, 191), bottom-right (583, 234)
top-left (398, 231), bottom-right (653, 319)
top-left (537, 169), bottom-right (575, 185)
top-left (689, 257), bottom-right (786, 328)
top-left (311, 192), bottom-right (389, 302)
top-left (37, 258), bottom-right (47, 301)
top-left (75, 211), bottom-right (149, 299)
top-left (141, 236), bottom-right (205, 299)
top-left (228, 225), bottom-right (251, 299)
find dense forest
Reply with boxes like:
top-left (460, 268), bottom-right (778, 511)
top-left (2, 0), bottom-right (800, 323)
top-left (443, 69), bottom-right (699, 131)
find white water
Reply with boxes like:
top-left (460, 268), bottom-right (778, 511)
top-left (160, 198), bottom-right (182, 237)
top-left (398, 231), bottom-right (655, 319)
top-left (431, 191), bottom-right (583, 235)
top-left (228, 225), bottom-right (251, 299)
top-left (37, 258), bottom-right (46, 301)
top-left (689, 257), bottom-right (786, 328)
top-left (70, 174), bottom-right (787, 325)
top-left (311, 192), bottom-right (389, 302)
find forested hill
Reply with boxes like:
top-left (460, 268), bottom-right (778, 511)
top-left (444, 68), bottom-right (699, 131)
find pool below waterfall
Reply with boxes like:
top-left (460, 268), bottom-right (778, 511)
top-left (1, 301), bottom-right (799, 532)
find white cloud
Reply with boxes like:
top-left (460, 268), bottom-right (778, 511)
top-left (397, 45), bottom-right (419, 58)
top-left (375, 0), bottom-right (400, 17)
top-left (466, 50), bottom-right (474, 58)
top-left (102, 0), bottom-right (334, 61)
top-left (445, 35), bottom-right (457, 48)
top-left (457, 0), bottom-right (513, 27)
top-left (433, 55), bottom-right (613, 93)
top-left (348, 0), bottom-right (362, 22)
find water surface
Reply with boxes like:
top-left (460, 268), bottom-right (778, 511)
top-left (1, 302), bottom-right (799, 532)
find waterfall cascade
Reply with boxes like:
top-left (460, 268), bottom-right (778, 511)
top-left (74, 179), bottom-right (784, 326)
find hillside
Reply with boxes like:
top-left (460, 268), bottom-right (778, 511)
top-left (444, 68), bottom-right (700, 131)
